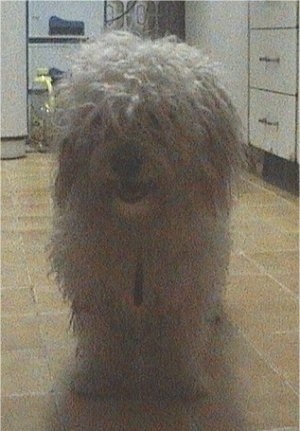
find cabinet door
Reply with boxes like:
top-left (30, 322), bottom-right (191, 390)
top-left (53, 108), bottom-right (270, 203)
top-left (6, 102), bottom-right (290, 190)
top-left (250, 1), bottom-right (297, 29)
top-left (249, 90), bottom-right (297, 161)
top-left (28, 0), bottom-right (104, 38)
top-left (250, 29), bottom-right (297, 95)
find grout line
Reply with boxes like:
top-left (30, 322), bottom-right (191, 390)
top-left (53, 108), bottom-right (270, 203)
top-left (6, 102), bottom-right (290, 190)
top-left (258, 428), bottom-right (299, 431)
top-left (241, 251), bottom-right (299, 300)
top-left (234, 325), bottom-right (299, 397)
top-left (1, 284), bottom-right (35, 290)
top-left (272, 329), bottom-right (299, 336)
top-left (241, 175), bottom-right (298, 207)
top-left (3, 390), bottom-right (55, 399)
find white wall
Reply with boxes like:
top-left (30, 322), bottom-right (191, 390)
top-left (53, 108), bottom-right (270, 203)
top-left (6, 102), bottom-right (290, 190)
top-left (1, 1), bottom-right (27, 158)
top-left (185, 1), bottom-right (249, 136)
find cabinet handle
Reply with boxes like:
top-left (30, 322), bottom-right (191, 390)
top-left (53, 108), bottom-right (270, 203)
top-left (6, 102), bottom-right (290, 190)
top-left (258, 118), bottom-right (279, 128)
top-left (259, 56), bottom-right (280, 64)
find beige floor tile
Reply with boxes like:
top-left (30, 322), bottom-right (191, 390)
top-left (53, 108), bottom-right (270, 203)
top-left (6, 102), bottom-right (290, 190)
top-left (28, 265), bottom-right (54, 287)
top-left (1, 215), bottom-right (18, 230)
top-left (12, 157), bottom-right (55, 178)
top-left (1, 394), bottom-right (63, 431)
top-left (25, 249), bottom-right (50, 266)
top-left (1, 245), bottom-right (27, 267)
top-left (1, 233), bottom-right (24, 253)
top-left (239, 177), bottom-right (261, 194)
top-left (1, 231), bottom-right (24, 246)
top-left (15, 200), bottom-right (53, 218)
top-left (228, 252), bottom-right (263, 276)
top-left (232, 217), bottom-right (270, 236)
top-left (1, 196), bottom-right (18, 217)
top-left (47, 346), bottom-right (76, 393)
top-left (261, 215), bottom-right (299, 234)
top-left (229, 331), bottom-right (299, 429)
top-left (245, 174), bottom-right (299, 204)
top-left (238, 191), bottom-right (285, 207)
top-left (2, 349), bottom-right (53, 396)
top-left (231, 230), bottom-right (247, 254)
top-left (1, 171), bottom-right (13, 185)
top-left (39, 313), bottom-right (75, 349)
top-left (1, 246), bottom-right (30, 286)
top-left (225, 275), bottom-right (299, 338)
top-left (247, 250), bottom-right (299, 275)
top-left (241, 229), bottom-right (298, 253)
top-left (17, 216), bottom-right (52, 232)
top-left (24, 252), bottom-right (56, 290)
top-left (13, 173), bottom-right (52, 189)
top-left (22, 230), bottom-right (50, 254)
top-left (247, 201), bottom-right (298, 219)
top-left (1, 288), bottom-right (36, 316)
top-left (1, 155), bottom-right (298, 430)
top-left (35, 289), bottom-right (69, 314)
top-left (1, 266), bottom-right (31, 288)
top-left (271, 272), bottom-right (299, 297)
top-left (259, 331), bottom-right (299, 392)
top-left (2, 314), bottom-right (43, 351)
top-left (1, 158), bottom-right (23, 172)
top-left (247, 389), bottom-right (299, 429)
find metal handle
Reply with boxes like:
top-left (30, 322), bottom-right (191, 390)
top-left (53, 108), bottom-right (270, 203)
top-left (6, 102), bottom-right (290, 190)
top-left (259, 56), bottom-right (280, 64)
top-left (258, 118), bottom-right (279, 128)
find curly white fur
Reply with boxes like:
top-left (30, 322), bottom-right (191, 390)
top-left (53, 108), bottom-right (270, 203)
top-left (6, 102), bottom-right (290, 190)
top-left (50, 31), bottom-right (247, 429)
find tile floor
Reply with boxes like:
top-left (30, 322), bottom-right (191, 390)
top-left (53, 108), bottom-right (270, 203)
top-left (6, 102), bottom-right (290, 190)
top-left (1, 153), bottom-right (299, 431)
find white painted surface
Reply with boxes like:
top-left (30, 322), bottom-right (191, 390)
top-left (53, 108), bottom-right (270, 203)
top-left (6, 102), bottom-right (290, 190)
top-left (248, 0), bottom-right (299, 161)
top-left (249, 90), bottom-right (297, 161)
top-left (250, 29), bottom-right (297, 95)
top-left (249, 0), bottom-right (297, 29)
top-left (1, 1), bottom-right (27, 158)
top-left (185, 1), bottom-right (249, 136)
top-left (28, 0), bottom-right (104, 39)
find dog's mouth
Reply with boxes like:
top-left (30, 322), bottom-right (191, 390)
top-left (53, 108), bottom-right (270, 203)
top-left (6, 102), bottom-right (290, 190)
top-left (109, 145), bottom-right (160, 205)
top-left (116, 179), bottom-right (157, 204)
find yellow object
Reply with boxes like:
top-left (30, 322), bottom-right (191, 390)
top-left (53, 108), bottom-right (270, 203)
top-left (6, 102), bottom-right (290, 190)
top-left (36, 67), bottom-right (49, 76)
top-left (34, 73), bottom-right (55, 110)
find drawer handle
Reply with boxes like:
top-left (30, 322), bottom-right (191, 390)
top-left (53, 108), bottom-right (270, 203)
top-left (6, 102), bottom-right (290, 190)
top-left (259, 56), bottom-right (280, 64)
top-left (258, 118), bottom-right (279, 128)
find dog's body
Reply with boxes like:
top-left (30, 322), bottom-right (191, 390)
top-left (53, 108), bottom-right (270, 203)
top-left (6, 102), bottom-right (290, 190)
top-left (51, 31), bottom-right (246, 428)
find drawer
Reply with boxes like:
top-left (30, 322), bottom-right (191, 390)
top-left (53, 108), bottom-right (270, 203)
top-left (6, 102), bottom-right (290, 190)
top-left (250, 1), bottom-right (298, 29)
top-left (28, 43), bottom-right (79, 89)
top-left (249, 90), bottom-right (297, 161)
top-left (250, 29), bottom-right (297, 95)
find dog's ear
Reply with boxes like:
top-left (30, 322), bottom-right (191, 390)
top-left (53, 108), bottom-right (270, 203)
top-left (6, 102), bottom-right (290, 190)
top-left (54, 103), bottom-right (96, 207)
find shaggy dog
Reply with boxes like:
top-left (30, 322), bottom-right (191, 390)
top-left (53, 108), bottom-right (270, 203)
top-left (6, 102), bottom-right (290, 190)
top-left (50, 31), bottom-right (246, 428)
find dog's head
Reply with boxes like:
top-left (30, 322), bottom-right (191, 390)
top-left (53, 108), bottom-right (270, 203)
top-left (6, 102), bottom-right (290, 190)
top-left (54, 31), bottom-right (244, 222)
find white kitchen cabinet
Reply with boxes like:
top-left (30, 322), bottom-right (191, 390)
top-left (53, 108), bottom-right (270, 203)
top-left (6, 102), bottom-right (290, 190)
top-left (249, 90), bottom-right (297, 161)
top-left (250, 29), bottom-right (297, 95)
top-left (248, 1), bottom-right (299, 162)
top-left (249, 1), bottom-right (297, 29)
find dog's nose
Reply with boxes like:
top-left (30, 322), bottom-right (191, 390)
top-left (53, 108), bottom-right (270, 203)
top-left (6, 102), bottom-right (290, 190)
top-left (110, 145), bottom-right (143, 181)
